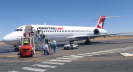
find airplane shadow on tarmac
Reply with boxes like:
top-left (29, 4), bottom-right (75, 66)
top-left (101, 40), bottom-right (133, 45)
top-left (57, 41), bottom-right (106, 47)
top-left (57, 40), bottom-right (133, 47)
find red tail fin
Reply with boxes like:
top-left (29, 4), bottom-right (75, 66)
top-left (96, 16), bottom-right (106, 29)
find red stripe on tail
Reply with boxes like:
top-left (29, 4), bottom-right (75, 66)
top-left (96, 16), bottom-right (106, 29)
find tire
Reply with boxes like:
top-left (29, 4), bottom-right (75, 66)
top-left (75, 47), bottom-right (78, 49)
top-left (14, 48), bottom-right (19, 52)
top-left (19, 53), bottom-right (24, 57)
top-left (29, 51), bottom-right (34, 57)
top-left (64, 47), bottom-right (70, 50)
top-left (29, 54), bottom-right (33, 57)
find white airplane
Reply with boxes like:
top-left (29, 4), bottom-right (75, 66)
top-left (3, 16), bottom-right (107, 45)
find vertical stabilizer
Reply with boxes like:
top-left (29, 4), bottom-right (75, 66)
top-left (96, 16), bottom-right (106, 29)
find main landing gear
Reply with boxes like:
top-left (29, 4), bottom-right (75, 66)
top-left (85, 39), bottom-right (91, 45)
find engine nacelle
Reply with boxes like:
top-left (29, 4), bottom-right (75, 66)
top-left (93, 29), bottom-right (100, 35)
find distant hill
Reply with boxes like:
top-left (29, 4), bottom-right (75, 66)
top-left (0, 41), bottom-right (7, 46)
top-left (93, 35), bottom-right (133, 41)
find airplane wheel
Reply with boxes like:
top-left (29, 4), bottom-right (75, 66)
top-left (19, 53), bottom-right (24, 57)
top-left (29, 54), bottom-right (33, 57)
top-left (85, 39), bottom-right (91, 45)
top-left (29, 51), bottom-right (34, 57)
top-left (64, 47), bottom-right (70, 50)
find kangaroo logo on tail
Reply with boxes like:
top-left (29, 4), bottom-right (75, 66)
top-left (96, 16), bottom-right (106, 29)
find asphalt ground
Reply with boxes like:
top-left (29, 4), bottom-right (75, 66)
top-left (0, 39), bottom-right (133, 72)
top-left (48, 54), bottom-right (133, 72)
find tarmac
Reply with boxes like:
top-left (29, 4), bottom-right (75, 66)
top-left (0, 38), bottom-right (133, 72)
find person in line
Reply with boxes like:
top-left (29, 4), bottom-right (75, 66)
top-left (42, 43), bottom-right (49, 55)
top-left (45, 38), bottom-right (49, 44)
top-left (48, 40), bottom-right (52, 54)
top-left (50, 40), bottom-right (57, 53)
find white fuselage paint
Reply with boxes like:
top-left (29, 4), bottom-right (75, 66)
top-left (3, 24), bottom-right (107, 45)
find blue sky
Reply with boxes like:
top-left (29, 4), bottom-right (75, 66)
top-left (0, 0), bottom-right (133, 40)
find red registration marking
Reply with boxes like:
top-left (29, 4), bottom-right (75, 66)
top-left (57, 27), bottom-right (64, 30)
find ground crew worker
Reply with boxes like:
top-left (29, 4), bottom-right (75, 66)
top-left (14, 45), bottom-right (19, 52)
top-left (50, 40), bottom-right (57, 53)
top-left (42, 43), bottom-right (49, 55)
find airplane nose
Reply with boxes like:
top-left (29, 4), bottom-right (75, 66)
top-left (3, 33), bottom-right (16, 41)
top-left (3, 35), bottom-right (10, 41)
top-left (3, 32), bottom-right (23, 41)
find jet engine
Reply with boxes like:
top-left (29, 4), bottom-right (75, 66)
top-left (93, 29), bottom-right (100, 35)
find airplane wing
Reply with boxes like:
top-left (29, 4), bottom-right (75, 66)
top-left (67, 32), bottom-right (133, 40)
top-left (108, 32), bottom-right (133, 36)
top-left (67, 34), bottom-right (107, 40)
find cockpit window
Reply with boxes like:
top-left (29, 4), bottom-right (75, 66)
top-left (16, 29), bottom-right (23, 31)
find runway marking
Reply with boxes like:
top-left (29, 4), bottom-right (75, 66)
top-left (33, 64), bottom-right (57, 68)
top-left (22, 67), bottom-right (47, 72)
top-left (49, 59), bottom-right (72, 62)
top-left (56, 57), bottom-right (76, 60)
top-left (82, 54), bottom-right (93, 56)
top-left (78, 47), bottom-right (133, 56)
top-left (69, 55), bottom-right (84, 58)
top-left (41, 61), bottom-right (65, 65)
top-left (77, 54), bottom-right (86, 56)
top-left (120, 53), bottom-right (133, 56)
top-left (63, 55), bottom-right (84, 59)
top-left (56, 56), bottom-right (82, 60)
top-left (8, 71), bottom-right (19, 72)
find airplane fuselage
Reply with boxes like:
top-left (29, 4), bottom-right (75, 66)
top-left (3, 24), bottom-right (107, 45)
